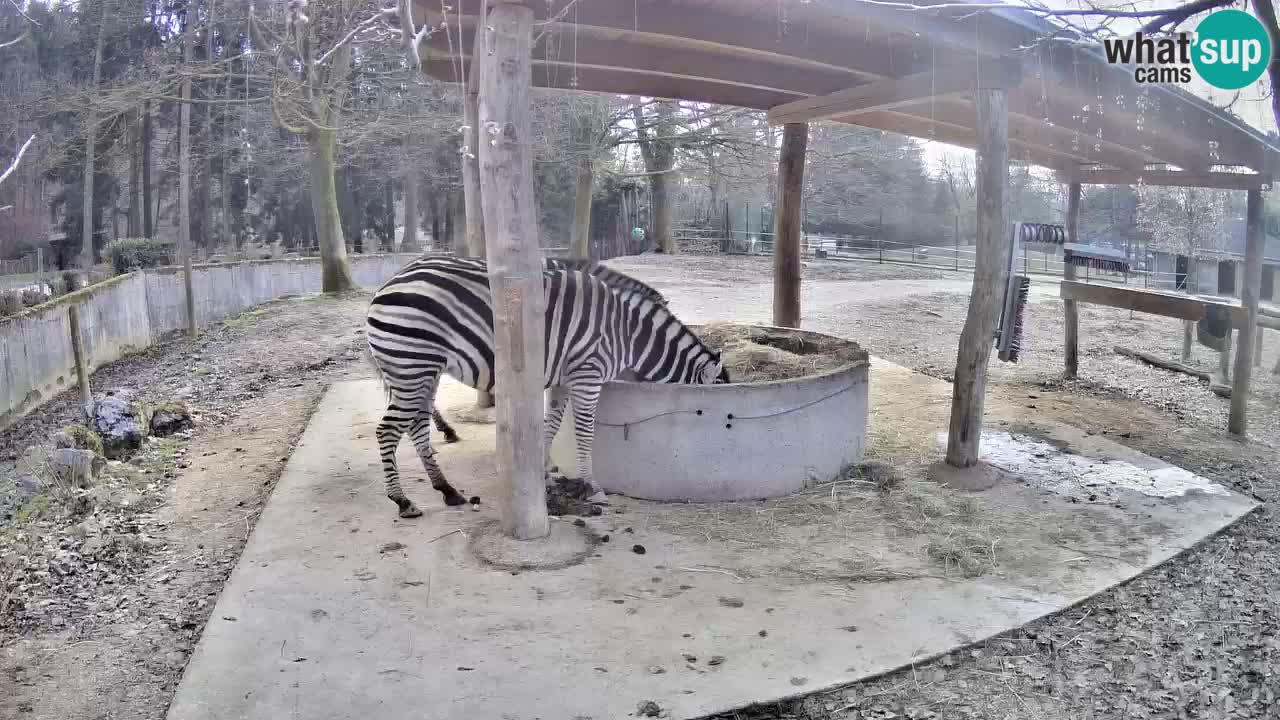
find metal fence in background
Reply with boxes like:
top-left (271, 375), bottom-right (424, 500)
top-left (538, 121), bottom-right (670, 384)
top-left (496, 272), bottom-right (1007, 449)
top-left (675, 227), bottom-right (1166, 289)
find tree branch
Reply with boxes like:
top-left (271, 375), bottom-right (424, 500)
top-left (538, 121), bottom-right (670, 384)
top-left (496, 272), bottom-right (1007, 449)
top-left (0, 133), bottom-right (35, 188)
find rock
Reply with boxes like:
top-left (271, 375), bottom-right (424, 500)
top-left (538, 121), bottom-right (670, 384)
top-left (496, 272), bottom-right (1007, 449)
top-left (47, 448), bottom-right (106, 488)
top-left (15, 473), bottom-right (45, 498)
top-left (92, 394), bottom-right (148, 459)
top-left (150, 401), bottom-right (193, 437)
top-left (637, 700), bottom-right (662, 718)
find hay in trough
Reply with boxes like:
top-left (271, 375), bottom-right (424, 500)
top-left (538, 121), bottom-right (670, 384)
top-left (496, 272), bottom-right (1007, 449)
top-left (695, 323), bottom-right (868, 383)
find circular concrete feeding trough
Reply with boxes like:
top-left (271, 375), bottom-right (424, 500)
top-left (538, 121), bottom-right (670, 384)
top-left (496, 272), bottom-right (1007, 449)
top-left (550, 324), bottom-right (870, 502)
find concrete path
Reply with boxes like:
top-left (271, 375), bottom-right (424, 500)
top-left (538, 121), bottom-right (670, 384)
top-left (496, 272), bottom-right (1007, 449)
top-left (165, 365), bottom-right (1258, 720)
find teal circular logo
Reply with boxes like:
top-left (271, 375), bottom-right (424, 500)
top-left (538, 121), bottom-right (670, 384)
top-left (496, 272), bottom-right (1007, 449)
top-left (1192, 10), bottom-right (1271, 90)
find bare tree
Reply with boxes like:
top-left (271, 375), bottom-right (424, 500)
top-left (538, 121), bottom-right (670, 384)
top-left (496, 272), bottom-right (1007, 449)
top-left (248, 0), bottom-right (391, 292)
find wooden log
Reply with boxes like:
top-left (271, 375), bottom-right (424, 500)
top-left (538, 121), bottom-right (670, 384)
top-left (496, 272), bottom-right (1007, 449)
top-left (946, 88), bottom-right (1008, 469)
top-left (1063, 182), bottom-right (1080, 379)
top-left (68, 304), bottom-right (93, 420)
top-left (1114, 345), bottom-right (1209, 380)
top-left (478, 1), bottom-right (548, 540)
top-left (772, 122), bottom-right (807, 328)
top-left (1229, 189), bottom-right (1265, 435)
top-left (1113, 346), bottom-right (1232, 397)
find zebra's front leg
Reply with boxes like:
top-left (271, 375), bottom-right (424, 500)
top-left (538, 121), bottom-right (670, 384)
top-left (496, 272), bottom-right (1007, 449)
top-left (566, 380), bottom-right (607, 504)
top-left (543, 385), bottom-right (570, 484)
top-left (409, 410), bottom-right (468, 507)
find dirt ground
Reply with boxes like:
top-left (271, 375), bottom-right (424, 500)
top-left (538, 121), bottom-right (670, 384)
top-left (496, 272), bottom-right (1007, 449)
top-left (609, 255), bottom-right (1280, 720)
top-left (0, 293), bottom-right (373, 720)
top-left (3, 254), bottom-right (1278, 720)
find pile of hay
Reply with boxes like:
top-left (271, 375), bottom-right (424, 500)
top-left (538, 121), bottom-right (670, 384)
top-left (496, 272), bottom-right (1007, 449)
top-left (695, 323), bottom-right (867, 383)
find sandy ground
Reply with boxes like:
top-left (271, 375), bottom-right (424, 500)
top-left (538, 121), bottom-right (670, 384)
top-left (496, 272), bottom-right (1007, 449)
top-left (2, 254), bottom-right (1278, 720)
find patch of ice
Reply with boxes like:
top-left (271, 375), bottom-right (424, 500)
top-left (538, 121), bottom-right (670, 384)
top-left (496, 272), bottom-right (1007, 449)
top-left (935, 431), bottom-right (1231, 499)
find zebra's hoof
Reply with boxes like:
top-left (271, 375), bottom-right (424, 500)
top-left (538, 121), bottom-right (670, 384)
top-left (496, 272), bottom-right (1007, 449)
top-left (443, 432), bottom-right (461, 444)
top-left (398, 502), bottom-right (423, 519)
top-left (443, 491), bottom-right (469, 507)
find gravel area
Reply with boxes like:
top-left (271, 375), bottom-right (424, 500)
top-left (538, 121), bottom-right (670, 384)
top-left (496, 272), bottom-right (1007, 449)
top-left (634, 258), bottom-right (1280, 720)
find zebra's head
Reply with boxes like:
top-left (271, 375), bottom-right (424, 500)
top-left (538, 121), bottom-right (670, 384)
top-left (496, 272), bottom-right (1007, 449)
top-left (699, 350), bottom-right (730, 385)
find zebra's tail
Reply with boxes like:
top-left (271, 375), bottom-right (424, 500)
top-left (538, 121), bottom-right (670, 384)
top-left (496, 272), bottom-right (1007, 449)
top-left (364, 339), bottom-right (393, 406)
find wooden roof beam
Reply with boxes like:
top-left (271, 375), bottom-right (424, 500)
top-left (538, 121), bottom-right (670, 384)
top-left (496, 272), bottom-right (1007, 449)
top-left (837, 110), bottom-right (1087, 174)
top-left (1055, 168), bottom-right (1272, 190)
top-left (766, 61), bottom-right (1021, 126)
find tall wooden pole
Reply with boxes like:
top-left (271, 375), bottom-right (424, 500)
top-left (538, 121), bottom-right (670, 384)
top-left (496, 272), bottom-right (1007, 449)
top-left (68, 304), bottom-right (93, 420)
top-left (946, 88), bottom-right (1009, 468)
top-left (1229, 189), bottom-right (1265, 436)
top-left (478, 1), bottom-right (548, 540)
top-left (1063, 182), bottom-right (1081, 379)
top-left (772, 122), bottom-right (808, 328)
top-left (464, 2), bottom-right (493, 409)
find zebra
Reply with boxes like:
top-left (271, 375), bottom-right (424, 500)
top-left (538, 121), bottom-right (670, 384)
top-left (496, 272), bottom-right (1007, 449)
top-left (425, 255), bottom-right (671, 444)
top-left (365, 255), bottom-right (728, 518)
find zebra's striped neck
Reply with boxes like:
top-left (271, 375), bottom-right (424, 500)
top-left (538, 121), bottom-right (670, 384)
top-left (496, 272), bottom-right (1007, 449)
top-left (613, 293), bottom-right (719, 384)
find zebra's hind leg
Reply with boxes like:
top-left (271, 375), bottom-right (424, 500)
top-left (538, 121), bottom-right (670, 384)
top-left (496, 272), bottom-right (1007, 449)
top-left (431, 407), bottom-right (461, 443)
top-left (409, 409), bottom-right (468, 507)
top-left (542, 385), bottom-right (570, 484)
top-left (377, 391), bottom-right (427, 519)
top-left (566, 378), bottom-right (607, 504)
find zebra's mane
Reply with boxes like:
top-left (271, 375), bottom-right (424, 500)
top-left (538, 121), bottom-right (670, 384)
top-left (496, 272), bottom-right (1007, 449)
top-left (543, 257), bottom-right (668, 307)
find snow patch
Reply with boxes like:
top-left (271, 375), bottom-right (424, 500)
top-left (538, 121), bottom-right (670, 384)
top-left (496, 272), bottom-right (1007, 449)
top-left (936, 431), bottom-right (1231, 499)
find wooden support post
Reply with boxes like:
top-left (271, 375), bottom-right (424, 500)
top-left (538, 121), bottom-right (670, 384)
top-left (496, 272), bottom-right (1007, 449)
top-left (946, 88), bottom-right (1008, 468)
top-left (478, 1), bottom-right (548, 540)
top-left (463, 6), bottom-right (493, 409)
top-left (1255, 328), bottom-right (1264, 367)
top-left (1229, 189), bottom-right (1265, 436)
top-left (772, 122), bottom-right (807, 328)
top-left (1063, 182), bottom-right (1081, 379)
top-left (68, 304), bottom-right (93, 420)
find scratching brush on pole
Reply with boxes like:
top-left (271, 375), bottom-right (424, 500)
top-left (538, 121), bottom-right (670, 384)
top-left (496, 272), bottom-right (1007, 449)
top-left (995, 222), bottom-right (1029, 363)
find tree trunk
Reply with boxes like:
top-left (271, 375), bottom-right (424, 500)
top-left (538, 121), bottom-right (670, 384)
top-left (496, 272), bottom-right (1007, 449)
top-left (142, 101), bottom-right (154, 238)
top-left (402, 166), bottom-right (418, 254)
top-left (1230, 189), bottom-right (1265, 435)
top-left (1063, 183), bottom-right (1081, 378)
top-left (430, 194), bottom-right (441, 249)
top-left (477, 1), bottom-right (548, 540)
top-left (200, 0), bottom-right (216, 250)
top-left (650, 169), bottom-right (674, 252)
top-left (570, 158), bottom-right (593, 258)
top-left (80, 5), bottom-right (108, 268)
top-left (772, 122), bottom-right (807, 328)
top-left (633, 101), bottom-right (678, 253)
top-left (463, 80), bottom-right (485, 258)
top-left (128, 112), bottom-right (141, 237)
top-left (178, 13), bottom-right (197, 337)
top-left (307, 129), bottom-right (356, 293)
top-left (946, 88), bottom-right (1009, 469)
top-left (443, 191), bottom-right (455, 253)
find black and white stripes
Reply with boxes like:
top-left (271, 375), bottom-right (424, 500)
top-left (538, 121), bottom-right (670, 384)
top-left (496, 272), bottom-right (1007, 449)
top-left (365, 255), bottom-right (727, 518)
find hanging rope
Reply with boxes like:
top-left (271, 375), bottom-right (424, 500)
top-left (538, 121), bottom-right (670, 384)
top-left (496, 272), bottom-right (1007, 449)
top-left (596, 372), bottom-right (866, 441)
